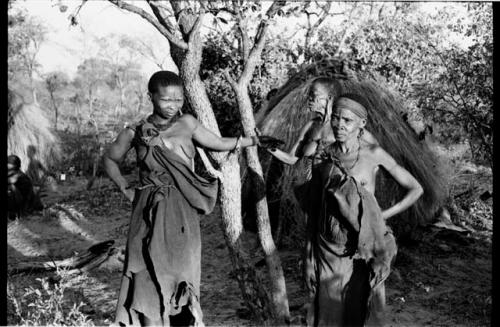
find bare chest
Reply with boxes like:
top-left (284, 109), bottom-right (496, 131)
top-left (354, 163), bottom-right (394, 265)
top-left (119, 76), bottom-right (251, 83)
top-left (336, 153), bottom-right (379, 193)
top-left (137, 123), bottom-right (195, 165)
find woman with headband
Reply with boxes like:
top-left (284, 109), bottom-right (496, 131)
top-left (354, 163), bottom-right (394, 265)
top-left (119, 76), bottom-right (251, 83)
top-left (271, 93), bottom-right (423, 326)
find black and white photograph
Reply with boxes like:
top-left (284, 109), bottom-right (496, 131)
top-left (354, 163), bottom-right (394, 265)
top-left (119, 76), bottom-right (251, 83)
top-left (7, 1), bottom-right (493, 326)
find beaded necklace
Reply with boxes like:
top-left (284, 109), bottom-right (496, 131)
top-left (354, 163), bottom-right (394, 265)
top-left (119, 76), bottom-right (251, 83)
top-left (146, 114), bottom-right (176, 131)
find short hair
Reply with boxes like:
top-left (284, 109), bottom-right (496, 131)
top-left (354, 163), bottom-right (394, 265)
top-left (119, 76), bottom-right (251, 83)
top-left (148, 71), bottom-right (183, 94)
top-left (8, 155), bottom-right (21, 169)
top-left (312, 76), bottom-right (335, 85)
top-left (337, 93), bottom-right (370, 111)
top-left (310, 77), bottom-right (342, 97)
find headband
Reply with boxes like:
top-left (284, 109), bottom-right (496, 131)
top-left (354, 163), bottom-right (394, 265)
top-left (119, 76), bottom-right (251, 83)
top-left (334, 97), bottom-right (367, 119)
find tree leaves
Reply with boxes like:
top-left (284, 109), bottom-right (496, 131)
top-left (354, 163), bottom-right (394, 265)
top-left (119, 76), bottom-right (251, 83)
top-left (8, 7), bottom-right (47, 82)
top-left (300, 2), bottom-right (492, 166)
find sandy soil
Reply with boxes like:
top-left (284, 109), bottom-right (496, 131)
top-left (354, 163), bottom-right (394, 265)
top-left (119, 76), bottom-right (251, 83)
top-left (7, 166), bottom-right (492, 326)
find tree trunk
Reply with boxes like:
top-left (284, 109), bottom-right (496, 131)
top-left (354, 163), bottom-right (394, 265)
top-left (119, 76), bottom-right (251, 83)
top-left (235, 87), bottom-right (290, 324)
top-left (117, 76), bottom-right (125, 114)
top-left (49, 91), bottom-right (59, 130)
top-left (177, 34), bottom-right (272, 322)
top-left (88, 89), bottom-right (94, 120)
top-left (218, 155), bottom-right (273, 322)
top-left (76, 103), bottom-right (82, 136)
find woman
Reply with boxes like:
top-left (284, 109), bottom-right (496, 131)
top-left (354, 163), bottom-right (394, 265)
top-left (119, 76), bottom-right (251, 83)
top-left (105, 71), bottom-right (279, 326)
top-left (269, 93), bottom-right (423, 326)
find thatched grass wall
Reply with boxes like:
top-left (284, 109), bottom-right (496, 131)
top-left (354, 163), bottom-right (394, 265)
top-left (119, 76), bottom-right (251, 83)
top-left (8, 88), bottom-right (61, 185)
top-left (254, 59), bottom-right (447, 242)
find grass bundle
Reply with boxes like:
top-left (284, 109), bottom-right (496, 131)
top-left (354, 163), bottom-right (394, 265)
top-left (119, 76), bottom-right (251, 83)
top-left (8, 88), bottom-right (61, 183)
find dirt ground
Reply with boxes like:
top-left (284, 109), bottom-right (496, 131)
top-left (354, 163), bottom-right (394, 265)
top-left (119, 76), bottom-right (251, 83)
top-left (7, 161), bottom-right (492, 326)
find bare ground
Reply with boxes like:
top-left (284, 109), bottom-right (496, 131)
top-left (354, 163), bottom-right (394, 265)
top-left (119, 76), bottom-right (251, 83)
top-left (7, 162), bottom-right (492, 326)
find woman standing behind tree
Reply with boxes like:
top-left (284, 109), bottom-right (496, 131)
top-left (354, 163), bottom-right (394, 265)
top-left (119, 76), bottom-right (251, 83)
top-left (269, 93), bottom-right (423, 326)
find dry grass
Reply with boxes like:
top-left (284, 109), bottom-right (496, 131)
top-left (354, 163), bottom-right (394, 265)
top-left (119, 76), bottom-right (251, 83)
top-left (7, 88), bottom-right (61, 180)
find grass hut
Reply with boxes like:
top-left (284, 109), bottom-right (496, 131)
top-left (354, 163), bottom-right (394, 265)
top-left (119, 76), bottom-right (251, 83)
top-left (255, 59), bottom-right (447, 243)
top-left (8, 88), bottom-right (61, 187)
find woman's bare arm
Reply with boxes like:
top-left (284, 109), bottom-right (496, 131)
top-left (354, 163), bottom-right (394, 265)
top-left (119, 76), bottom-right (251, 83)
top-left (186, 115), bottom-right (257, 151)
top-left (103, 128), bottom-right (135, 201)
top-left (267, 148), bottom-right (300, 165)
top-left (267, 120), bottom-right (319, 165)
top-left (375, 147), bottom-right (424, 220)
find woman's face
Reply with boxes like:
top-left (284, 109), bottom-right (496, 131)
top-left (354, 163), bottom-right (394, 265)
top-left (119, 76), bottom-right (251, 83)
top-left (150, 85), bottom-right (184, 120)
top-left (330, 108), bottom-right (366, 143)
top-left (308, 82), bottom-right (331, 118)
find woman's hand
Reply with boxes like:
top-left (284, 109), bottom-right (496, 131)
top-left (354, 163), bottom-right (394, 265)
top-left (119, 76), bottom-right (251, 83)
top-left (257, 135), bottom-right (285, 150)
top-left (254, 128), bottom-right (285, 150)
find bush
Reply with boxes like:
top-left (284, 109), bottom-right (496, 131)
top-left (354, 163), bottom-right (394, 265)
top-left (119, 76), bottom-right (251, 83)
top-left (55, 130), bottom-right (136, 178)
top-left (8, 269), bottom-right (94, 326)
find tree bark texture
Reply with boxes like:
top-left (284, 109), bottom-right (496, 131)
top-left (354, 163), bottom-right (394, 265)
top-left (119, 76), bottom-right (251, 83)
top-left (236, 88), bottom-right (290, 324)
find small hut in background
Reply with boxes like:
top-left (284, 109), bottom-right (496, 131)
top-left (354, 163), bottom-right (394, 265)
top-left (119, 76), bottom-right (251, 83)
top-left (8, 88), bottom-right (61, 188)
top-left (253, 59), bottom-right (447, 243)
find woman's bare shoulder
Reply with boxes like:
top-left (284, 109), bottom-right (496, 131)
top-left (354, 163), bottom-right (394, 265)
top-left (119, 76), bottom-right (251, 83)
top-left (177, 114), bottom-right (200, 131)
top-left (364, 144), bottom-right (397, 169)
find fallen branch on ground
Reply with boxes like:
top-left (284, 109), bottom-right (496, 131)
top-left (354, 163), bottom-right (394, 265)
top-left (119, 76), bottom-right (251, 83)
top-left (9, 240), bottom-right (122, 275)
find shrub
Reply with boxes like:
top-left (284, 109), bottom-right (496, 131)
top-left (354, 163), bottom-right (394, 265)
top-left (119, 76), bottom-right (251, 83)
top-left (7, 269), bottom-right (94, 326)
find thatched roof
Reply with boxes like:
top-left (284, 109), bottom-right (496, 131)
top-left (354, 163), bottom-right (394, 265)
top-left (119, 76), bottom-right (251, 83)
top-left (256, 59), bottom-right (447, 238)
top-left (8, 88), bottom-right (61, 182)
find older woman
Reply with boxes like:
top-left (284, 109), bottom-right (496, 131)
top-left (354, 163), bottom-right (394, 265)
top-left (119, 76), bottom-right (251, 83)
top-left (270, 93), bottom-right (423, 326)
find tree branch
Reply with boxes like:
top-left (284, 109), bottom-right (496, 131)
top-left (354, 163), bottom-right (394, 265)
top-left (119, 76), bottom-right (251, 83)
top-left (239, 19), bottom-right (251, 63)
top-left (334, 3), bottom-right (358, 57)
top-left (422, 35), bottom-right (473, 116)
top-left (238, 1), bottom-right (285, 85)
top-left (169, 1), bottom-right (203, 42)
top-left (223, 69), bottom-right (238, 90)
top-left (310, 2), bottom-right (331, 32)
top-left (147, 0), bottom-right (179, 35)
top-left (265, 0), bottom-right (286, 18)
top-left (190, 13), bottom-right (204, 40)
top-left (108, 0), bottom-right (187, 50)
top-left (135, 38), bottom-right (168, 69)
top-left (69, 0), bottom-right (88, 26)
